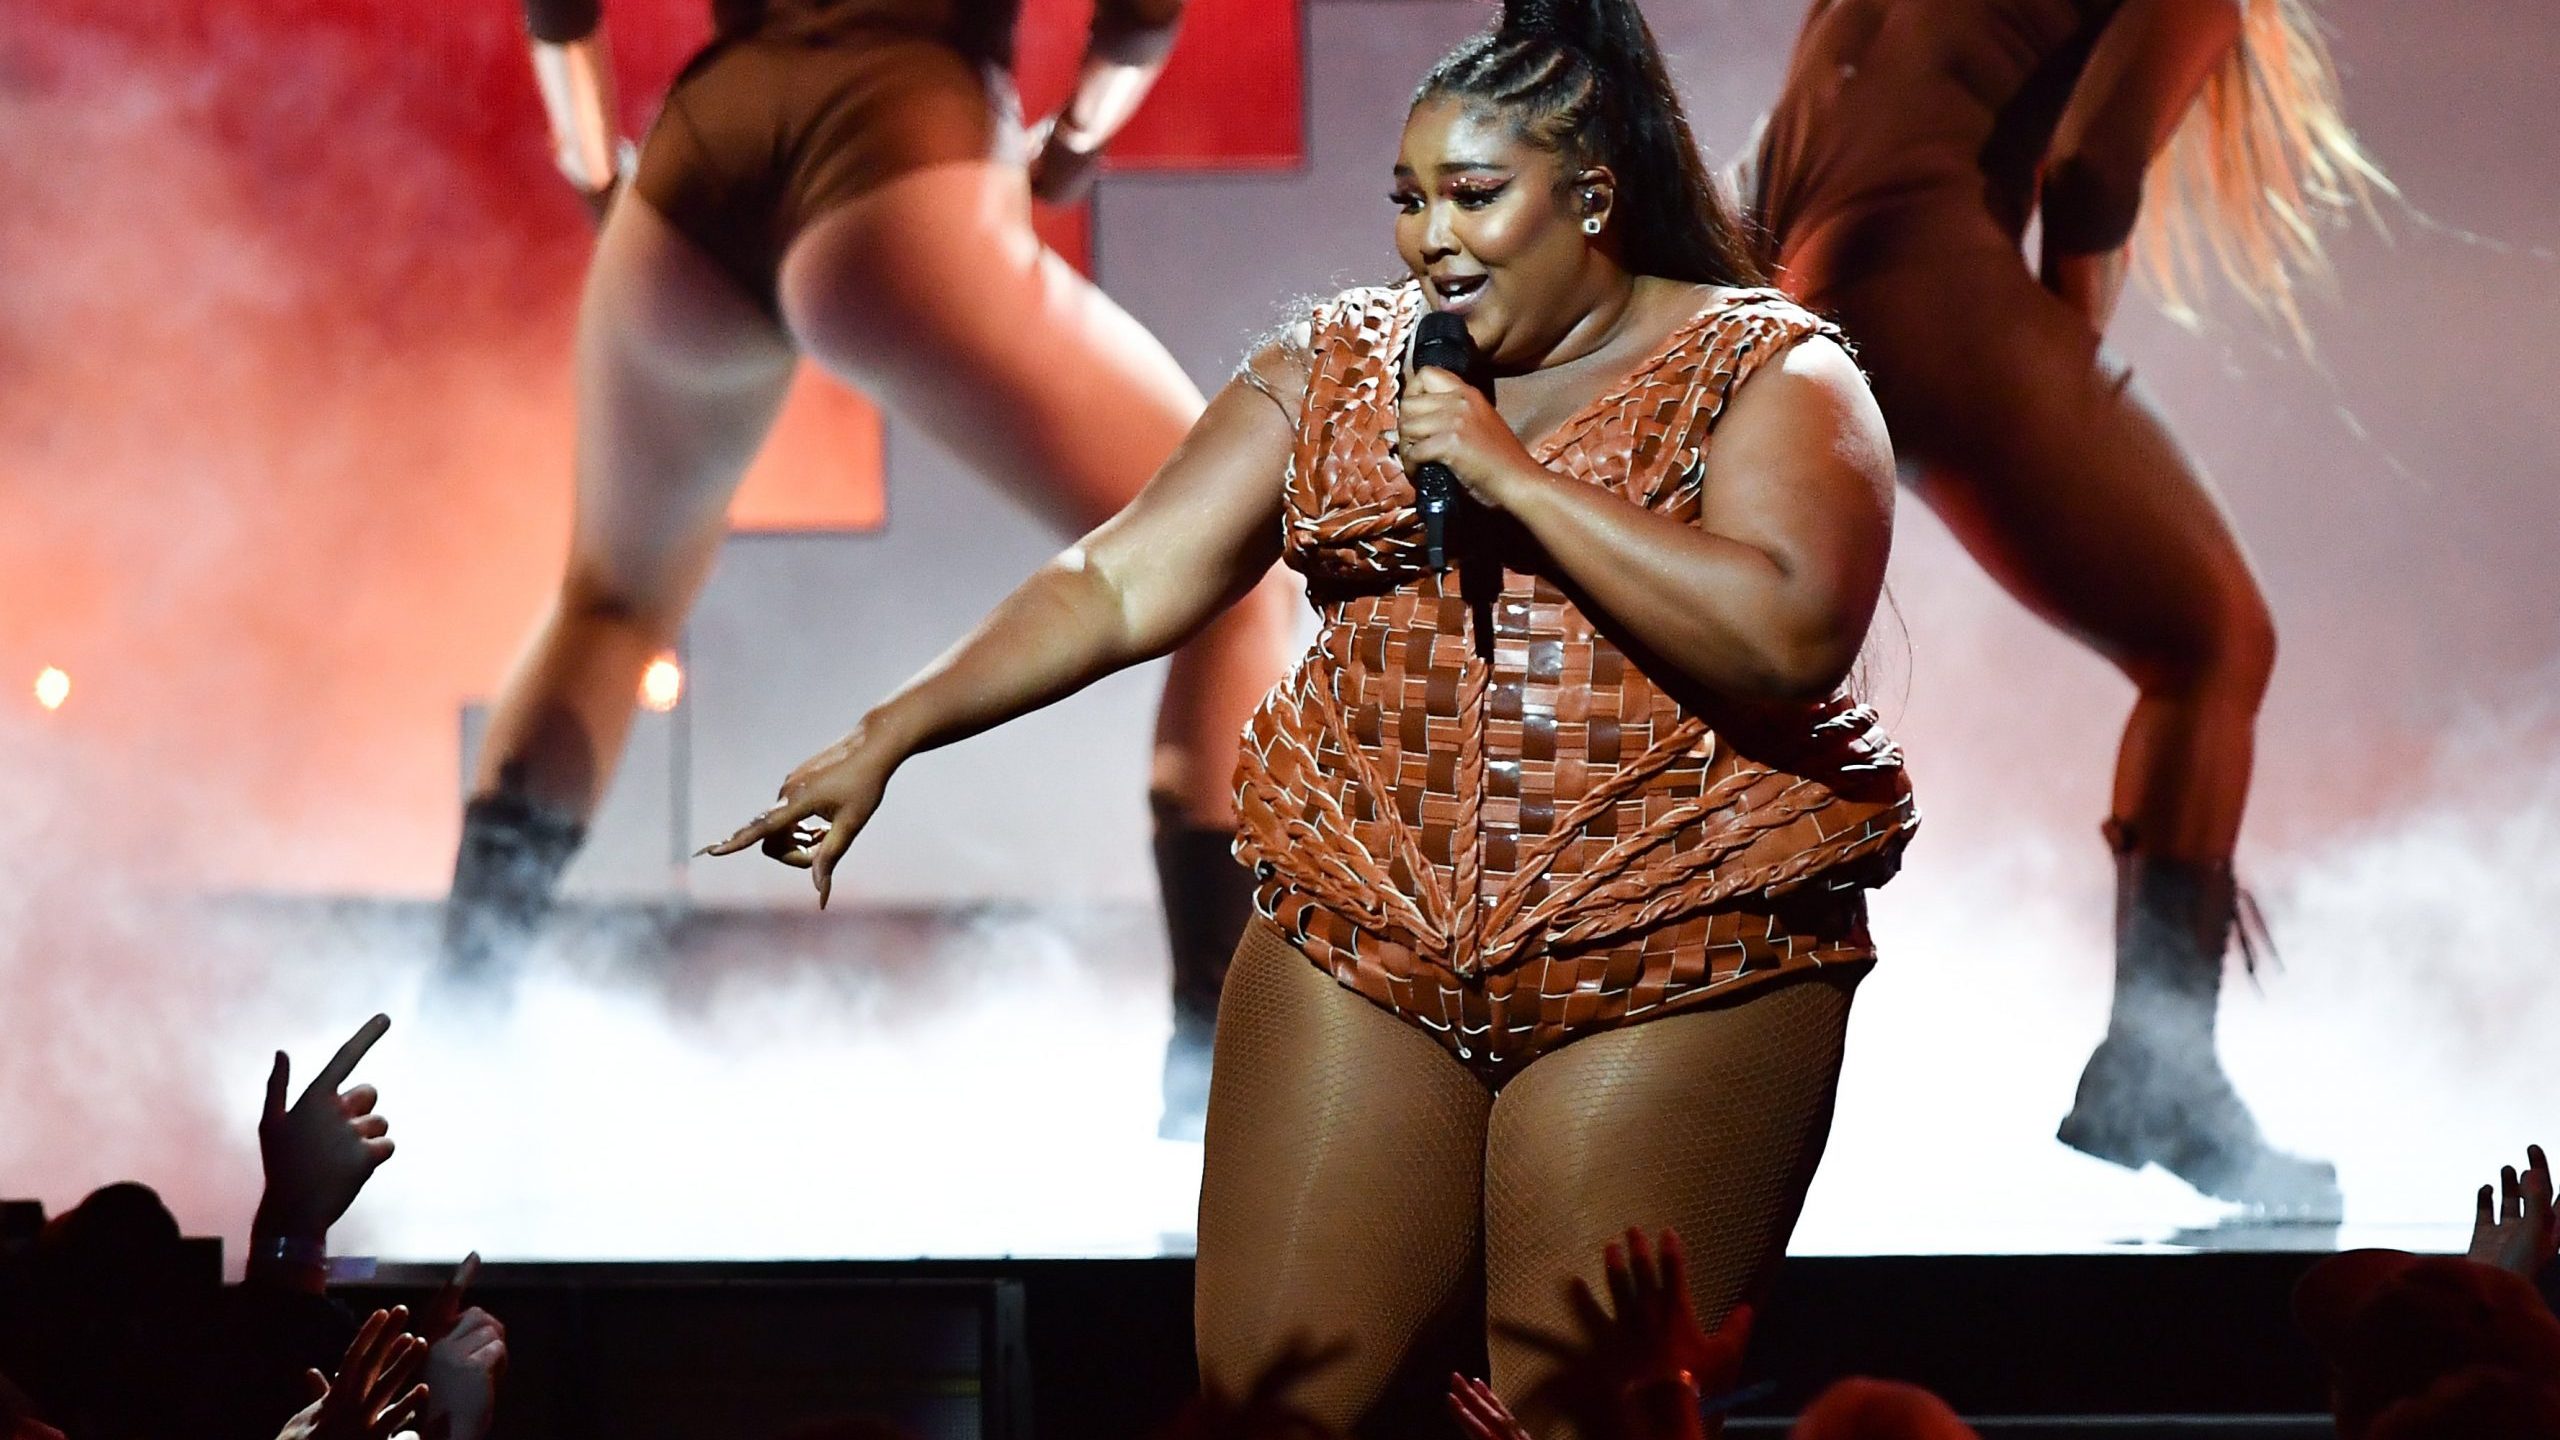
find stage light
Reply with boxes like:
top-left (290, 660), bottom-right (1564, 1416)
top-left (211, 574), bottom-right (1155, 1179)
top-left (640, 656), bottom-right (683, 712)
top-left (34, 667), bottom-right (69, 711)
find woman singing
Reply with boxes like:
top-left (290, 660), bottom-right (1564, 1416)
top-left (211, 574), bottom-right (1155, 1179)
top-left (452, 0), bottom-right (1298, 1134)
top-left (714, 0), bottom-right (1915, 1429)
top-left (1748, 0), bottom-right (2388, 1213)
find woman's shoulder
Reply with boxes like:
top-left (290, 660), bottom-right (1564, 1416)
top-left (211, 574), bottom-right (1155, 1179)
top-left (1303, 279), bottom-right (1422, 335)
top-left (1253, 281), bottom-right (1420, 377)
top-left (1640, 282), bottom-right (1853, 390)
top-left (1638, 282), bottom-right (1867, 432)
top-left (1662, 280), bottom-right (1839, 339)
top-left (1235, 282), bottom-right (1416, 424)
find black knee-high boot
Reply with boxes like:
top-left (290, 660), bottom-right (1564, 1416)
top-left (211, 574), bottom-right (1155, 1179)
top-left (2057, 824), bottom-right (2339, 1214)
top-left (440, 792), bottom-right (586, 992)
top-left (1153, 799), bottom-right (1257, 1141)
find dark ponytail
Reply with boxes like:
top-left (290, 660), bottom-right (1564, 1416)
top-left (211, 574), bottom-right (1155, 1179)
top-left (1417, 0), bottom-right (1764, 287)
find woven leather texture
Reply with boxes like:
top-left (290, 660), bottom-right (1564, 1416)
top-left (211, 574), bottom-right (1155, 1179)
top-left (1233, 281), bottom-right (1918, 1073)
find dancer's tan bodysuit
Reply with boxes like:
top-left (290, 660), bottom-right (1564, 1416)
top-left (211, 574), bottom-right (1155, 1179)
top-left (631, 0), bottom-right (1177, 315)
top-left (1750, 0), bottom-right (2270, 867)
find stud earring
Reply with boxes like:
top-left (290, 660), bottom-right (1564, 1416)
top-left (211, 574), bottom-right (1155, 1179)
top-left (1582, 216), bottom-right (1603, 235)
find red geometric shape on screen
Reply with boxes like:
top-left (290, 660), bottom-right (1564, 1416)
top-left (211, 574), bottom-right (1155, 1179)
top-left (1031, 199), bottom-right (1096, 280)
top-left (728, 372), bottom-right (888, 532)
top-left (1014, 0), bottom-right (1305, 171)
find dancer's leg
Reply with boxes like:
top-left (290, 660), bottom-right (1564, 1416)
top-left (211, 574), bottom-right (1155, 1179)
top-left (1885, 320), bottom-right (2273, 867)
top-left (1833, 259), bottom-right (2330, 1209)
top-left (1193, 922), bottom-right (1492, 1432)
top-left (1483, 974), bottom-right (1859, 1440)
top-left (475, 195), bottom-right (795, 814)
top-left (446, 195), bottom-right (795, 977)
top-left (778, 164), bottom-right (1297, 1131)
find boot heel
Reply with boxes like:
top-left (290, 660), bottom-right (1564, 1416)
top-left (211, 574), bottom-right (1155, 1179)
top-left (2056, 1105), bottom-right (2151, 1172)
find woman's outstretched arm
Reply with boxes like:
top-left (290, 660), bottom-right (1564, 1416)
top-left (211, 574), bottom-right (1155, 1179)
top-left (705, 351), bottom-right (1298, 901)
top-left (1397, 334), bottom-right (1892, 703)
top-left (2037, 0), bottom-right (2245, 328)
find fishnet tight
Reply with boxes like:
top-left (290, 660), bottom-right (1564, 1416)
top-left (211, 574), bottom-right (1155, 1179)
top-left (1195, 921), bottom-right (1856, 1438)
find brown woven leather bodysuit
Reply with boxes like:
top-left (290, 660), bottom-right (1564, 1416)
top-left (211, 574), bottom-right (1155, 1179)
top-left (1750, 0), bottom-right (2133, 284)
top-left (1233, 282), bottom-right (1918, 1078)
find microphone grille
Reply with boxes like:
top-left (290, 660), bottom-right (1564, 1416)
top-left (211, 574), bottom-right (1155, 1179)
top-left (1414, 310), bottom-right (1475, 375)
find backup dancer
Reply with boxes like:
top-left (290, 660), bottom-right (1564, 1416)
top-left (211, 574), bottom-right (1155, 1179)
top-left (454, 0), bottom-right (1296, 1135)
top-left (1747, 0), bottom-right (2389, 1210)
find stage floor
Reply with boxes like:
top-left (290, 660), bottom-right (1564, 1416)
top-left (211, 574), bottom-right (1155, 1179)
top-left (72, 894), bottom-right (2493, 1266)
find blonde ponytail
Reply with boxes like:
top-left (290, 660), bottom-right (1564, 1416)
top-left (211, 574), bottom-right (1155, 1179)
top-left (2133, 0), bottom-right (2395, 341)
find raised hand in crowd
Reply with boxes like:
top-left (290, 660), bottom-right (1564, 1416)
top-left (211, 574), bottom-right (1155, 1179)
top-left (1599, 1229), bottom-right (1755, 1417)
top-left (417, 1256), bottom-right (505, 1440)
top-left (1492, 1227), bottom-right (1758, 1440)
top-left (2465, 1143), bottom-right (2555, 1278)
top-left (275, 1308), bottom-right (427, 1440)
top-left (252, 1015), bottom-right (397, 1291)
top-left (1446, 1375), bottom-right (1533, 1440)
top-left (1162, 1336), bottom-right (1348, 1440)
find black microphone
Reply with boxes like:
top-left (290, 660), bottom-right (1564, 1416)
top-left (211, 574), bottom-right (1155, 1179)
top-left (1409, 310), bottom-right (1476, 573)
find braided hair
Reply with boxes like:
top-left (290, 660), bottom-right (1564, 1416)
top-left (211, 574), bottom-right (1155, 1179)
top-left (1417, 0), bottom-right (1763, 287)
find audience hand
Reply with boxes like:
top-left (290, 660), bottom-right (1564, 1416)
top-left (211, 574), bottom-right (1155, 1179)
top-left (2466, 1143), bottom-right (2556, 1278)
top-left (1447, 1375), bottom-right (1534, 1440)
top-left (1601, 1228), bottom-right (1755, 1408)
top-left (277, 1307), bottom-right (428, 1440)
top-left (256, 1015), bottom-right (396, 1247)
top-left (1165, 1336), bottom-right (1349, 1440)
top-left (1500, 1227), bottom-right (1756, 1440)
top-left (419, 1255), bottom-right (505, 1440)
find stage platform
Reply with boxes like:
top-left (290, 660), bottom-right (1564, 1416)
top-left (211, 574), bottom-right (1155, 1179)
top-left (167, 893), bottom-right (2537, 1433)
top-left (195, 893), bottom-right (2478, 1267)
top-left (325, 1250), bottom-right (2447, 1440)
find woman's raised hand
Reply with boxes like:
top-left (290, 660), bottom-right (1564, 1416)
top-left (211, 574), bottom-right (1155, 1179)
top-left (1447, 1375), bottom-right (1536, 1440)
top-left (1394, 365), bottom-right (1542, 510)
top-left (256, 1014), bottom-right (396, 1246)
top-left (2467, 1143), bottom-right (2557, 1278)
top-left (698, 723), bottom-right (903, 908)
top-left (1498, 1228), bottom-right (1755, 1440)
top-left (277, 1307), bottom-right (429, 1440)
top-left (1602, 1228), bottom-right (1753, 1416)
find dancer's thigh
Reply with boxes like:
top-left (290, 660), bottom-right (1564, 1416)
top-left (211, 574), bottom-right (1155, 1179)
top-left (1484, 973), bottom-right (1859, 1439)
top-left (1194, 923), bottom-right (1492, 1430)
top-left (775, 162), bottom-right (1205, 536)
top-left (569, 192), bottom-right (796, 610)
top-left (1835, 261), bottom-right (2270, 687)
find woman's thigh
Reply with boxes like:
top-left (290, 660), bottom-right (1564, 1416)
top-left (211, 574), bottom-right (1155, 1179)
top-left (1826, 258), bottom-right (2271, 689)
top-left (565, 192), bottom-right (796, 608)
top-left (774, 161), bottom-right (1204, 537)
top-left (1194, 923), bottom-right (1493, 1430)
top-left (1483, 973), bottom-right (1860, 1438)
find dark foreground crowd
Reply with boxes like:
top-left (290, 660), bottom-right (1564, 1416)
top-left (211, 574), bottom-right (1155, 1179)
top-left (4, 1016), bottom-right (2554, 1440)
